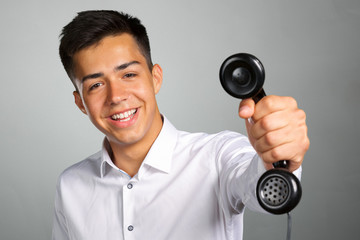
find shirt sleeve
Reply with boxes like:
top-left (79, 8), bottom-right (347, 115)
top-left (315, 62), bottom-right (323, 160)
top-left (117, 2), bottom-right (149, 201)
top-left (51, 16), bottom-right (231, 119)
top-left (52, 179), bottom-right (70, 240)
top-left (234, 153), bottom-right (302, 213)
top-left (216, 131), bottom-right (302, 215)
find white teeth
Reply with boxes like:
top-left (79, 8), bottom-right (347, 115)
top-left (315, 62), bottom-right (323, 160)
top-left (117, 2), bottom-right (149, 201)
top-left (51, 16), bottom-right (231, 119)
top-left (111, 109), bottom-right (137, 121)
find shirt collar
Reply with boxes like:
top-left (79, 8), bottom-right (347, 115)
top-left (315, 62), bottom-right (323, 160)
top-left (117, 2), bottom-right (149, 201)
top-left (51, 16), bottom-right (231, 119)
top-left (141, 115), bottom-right (177, 174)
top-left (100, 115), bottom-right (178, 178)
top-left (100, 138), bottom-right (120, 178)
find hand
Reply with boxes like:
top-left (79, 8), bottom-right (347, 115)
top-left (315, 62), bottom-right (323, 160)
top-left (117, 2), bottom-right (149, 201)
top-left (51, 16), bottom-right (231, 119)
top-left (238, 95), bottom-right (309, 172)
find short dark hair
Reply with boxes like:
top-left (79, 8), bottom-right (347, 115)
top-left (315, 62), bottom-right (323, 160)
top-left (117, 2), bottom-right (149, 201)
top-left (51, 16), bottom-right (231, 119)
top-left (59, 10), bottom-right (153, 89)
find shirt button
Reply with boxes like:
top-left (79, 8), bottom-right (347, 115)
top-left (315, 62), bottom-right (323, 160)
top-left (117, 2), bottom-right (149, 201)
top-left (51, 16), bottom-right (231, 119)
top-left (127, 183), bottom-right (133, 189)
top-left (128, 225), bottom-right (134, 231)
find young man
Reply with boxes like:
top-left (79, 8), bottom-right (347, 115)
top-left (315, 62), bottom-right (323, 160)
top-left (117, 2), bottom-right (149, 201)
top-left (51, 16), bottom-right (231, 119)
top-left (53, 10), bottom-right (309, 240)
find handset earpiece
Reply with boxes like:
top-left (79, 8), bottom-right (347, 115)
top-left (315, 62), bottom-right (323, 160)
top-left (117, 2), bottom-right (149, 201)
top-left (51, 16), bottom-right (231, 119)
top-left (219, 53), bottom-right (302, 214)
top-left (219, 53), bottom-right (265, 101)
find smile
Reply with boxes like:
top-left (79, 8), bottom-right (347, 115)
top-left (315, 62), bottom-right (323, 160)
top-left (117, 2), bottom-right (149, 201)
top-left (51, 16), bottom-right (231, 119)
top-left (111, 109), bottom-right (137, 122)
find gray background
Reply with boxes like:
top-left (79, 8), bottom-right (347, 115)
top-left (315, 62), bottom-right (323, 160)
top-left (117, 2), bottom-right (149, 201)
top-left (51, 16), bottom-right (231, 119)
top-left (1, 0), bottom-right (359, 239)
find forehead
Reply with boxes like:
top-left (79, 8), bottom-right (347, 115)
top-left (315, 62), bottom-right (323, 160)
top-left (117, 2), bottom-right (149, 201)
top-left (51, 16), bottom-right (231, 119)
top-left (73, 34), bottom-right (145, 77)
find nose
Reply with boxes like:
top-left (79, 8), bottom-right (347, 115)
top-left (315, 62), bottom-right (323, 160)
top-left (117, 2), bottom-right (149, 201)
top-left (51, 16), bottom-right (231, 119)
top-left (106, 79), bottom-right (128, 105)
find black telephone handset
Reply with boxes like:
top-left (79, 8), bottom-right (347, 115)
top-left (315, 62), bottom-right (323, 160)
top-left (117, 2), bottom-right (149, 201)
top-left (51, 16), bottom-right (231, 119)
top-left (219, 53), bottom-right (302, 215)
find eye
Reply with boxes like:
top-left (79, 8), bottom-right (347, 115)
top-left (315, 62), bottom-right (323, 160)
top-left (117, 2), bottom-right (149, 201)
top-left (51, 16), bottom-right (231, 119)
top-left (89, 82), bottom-right (103, 91)
top-left (123, 73), bottom-right (137, 79)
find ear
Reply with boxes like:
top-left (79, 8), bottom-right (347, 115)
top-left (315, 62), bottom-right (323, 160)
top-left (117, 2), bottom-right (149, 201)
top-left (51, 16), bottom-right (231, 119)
top-left (73, 91), bottom-right (87, 115)
top-left (152, 64), bottom-right (163, 95)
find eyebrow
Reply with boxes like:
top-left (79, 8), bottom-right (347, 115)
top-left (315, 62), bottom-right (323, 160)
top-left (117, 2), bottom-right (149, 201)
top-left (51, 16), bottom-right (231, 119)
top-left (81, 61), bottom-right (141, 83)
top-left (114, 60), bottom-right (140, 72)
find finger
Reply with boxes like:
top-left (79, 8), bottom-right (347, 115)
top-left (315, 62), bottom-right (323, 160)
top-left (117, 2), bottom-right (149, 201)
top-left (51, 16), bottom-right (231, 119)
top-left (253, 95), bottom-right (298, 122)
top-left (259, 142), bottom-right (303, 172)
top-left (249, 110), bottom-right (290, 140)
top-left (238, 98), bottom-right (255, 119)
top-left (253, 125), bottom-right (294, 153)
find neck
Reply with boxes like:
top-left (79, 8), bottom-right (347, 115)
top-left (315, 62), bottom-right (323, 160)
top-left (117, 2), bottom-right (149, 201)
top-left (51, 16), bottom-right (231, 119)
top-left (107, 113), bottom-right (163, 177)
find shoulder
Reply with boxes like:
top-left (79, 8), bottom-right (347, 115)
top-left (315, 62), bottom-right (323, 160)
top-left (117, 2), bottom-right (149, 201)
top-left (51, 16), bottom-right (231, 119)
top-left (54, 151), bottom-right (103, 212)
top-left (178, 130), bottom-right (249, 146)
top-left (165, 116), bottom-right (248, 147)
top-left (176, 130), bottom-right (252, 154)
top-left (57, 151), bottom-right (102, 185)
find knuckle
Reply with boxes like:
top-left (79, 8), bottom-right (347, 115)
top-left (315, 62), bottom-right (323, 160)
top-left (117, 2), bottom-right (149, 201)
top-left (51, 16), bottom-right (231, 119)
top-left (296, 124), bottom-right (307, 137)
top-left (262, 96), bottom-right (275, 109)
top-left (296, 108), bottom-right (306, 120)
top-left (260, 153), bottom-right (272, 164)
top-left (270, 148), bottom-right (282, 160)
top-left (302, 137), bottom-right (310, 152)
top-left (264, 132), bottom-right (276, 146)
top-left (285, 96), bottom-right (298, 108)
top-left (298, 125), bottom-right (310, 151)
top-left (260, 117), bottom-right (272, 131)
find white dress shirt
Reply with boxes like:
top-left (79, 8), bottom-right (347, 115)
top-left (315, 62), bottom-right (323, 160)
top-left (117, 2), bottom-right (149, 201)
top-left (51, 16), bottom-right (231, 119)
top-left (52, 116), bottom-right (301, 240)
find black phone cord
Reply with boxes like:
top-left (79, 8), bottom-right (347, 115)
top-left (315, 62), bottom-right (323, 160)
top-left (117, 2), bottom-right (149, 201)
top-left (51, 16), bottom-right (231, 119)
top-left (286, 212), bottom-right (292, 240)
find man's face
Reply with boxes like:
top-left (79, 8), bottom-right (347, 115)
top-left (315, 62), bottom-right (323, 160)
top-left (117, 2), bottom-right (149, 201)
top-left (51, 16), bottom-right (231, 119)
top-left (72, 33), bottom-right (163, 148)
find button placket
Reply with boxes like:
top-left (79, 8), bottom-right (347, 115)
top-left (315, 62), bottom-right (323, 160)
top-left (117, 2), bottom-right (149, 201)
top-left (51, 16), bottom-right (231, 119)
top-left (123, 181), bottom-right (136, 239)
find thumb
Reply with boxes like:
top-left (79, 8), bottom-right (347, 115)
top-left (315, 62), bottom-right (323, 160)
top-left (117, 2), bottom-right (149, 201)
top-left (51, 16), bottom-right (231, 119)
top-left (238, 98), bottom-right (255, 119)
